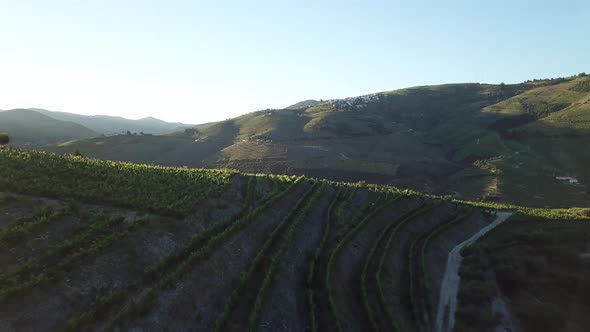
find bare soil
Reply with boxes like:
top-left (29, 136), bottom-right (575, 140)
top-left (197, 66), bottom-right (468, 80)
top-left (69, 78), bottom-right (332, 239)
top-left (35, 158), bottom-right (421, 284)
top-left (0, 212), bottom-right (183, 331)
top-left (425, 210), bottom-right (487, 324)
top-left (0, 184), bottom-right (247, 332)
top-left (332, 196), bottom-right (424, 331)
top-left (379, 202), bottom-right (455, 332)
top-left (258, 186), bottom-right (335, 332)
top-left (0, 195), bottom-right (60, 229)
top-left (124, 183), bottom-right (308, 331)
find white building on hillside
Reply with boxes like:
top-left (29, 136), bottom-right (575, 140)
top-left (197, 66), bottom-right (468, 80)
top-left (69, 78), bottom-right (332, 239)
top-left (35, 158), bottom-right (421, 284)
top-left (555, 176), bottom-right (579, 184)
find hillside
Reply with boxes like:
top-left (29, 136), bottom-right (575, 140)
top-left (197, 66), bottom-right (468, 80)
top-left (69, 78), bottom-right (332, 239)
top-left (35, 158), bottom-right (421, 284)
top-left (41, 75), bottom-right (590, 207)
top-left (0, 147), bottom-right (588, 331)
top-left (0, 109), bottom-right (98, 147)
top-left (30, 108), bottom-right (192, 135)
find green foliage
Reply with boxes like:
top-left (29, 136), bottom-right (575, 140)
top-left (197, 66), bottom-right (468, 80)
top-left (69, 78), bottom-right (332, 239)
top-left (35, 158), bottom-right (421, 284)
top-left (452, 199), bottom-right (590, 220)
top-left (0, 148), bottom-right (235, 216)
top-left (3, 147), bottom-right (586, 222)
top-left (72, 148), bottom-right (84, 157)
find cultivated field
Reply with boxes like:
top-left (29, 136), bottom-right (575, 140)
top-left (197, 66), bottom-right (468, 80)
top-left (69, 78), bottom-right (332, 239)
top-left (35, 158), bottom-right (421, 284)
top-left (0, 148), bottom-right (588, 331)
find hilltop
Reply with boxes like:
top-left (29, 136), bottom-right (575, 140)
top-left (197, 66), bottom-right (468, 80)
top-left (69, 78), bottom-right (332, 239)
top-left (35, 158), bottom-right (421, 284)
top-left (285, 99), bottom-right (320, 109)
top-left (40, 74), bottom-right (590, 207)
top-left (0, 109), bottom-right (98, 146)
top-left (0, 147), bottom-right (588, 331)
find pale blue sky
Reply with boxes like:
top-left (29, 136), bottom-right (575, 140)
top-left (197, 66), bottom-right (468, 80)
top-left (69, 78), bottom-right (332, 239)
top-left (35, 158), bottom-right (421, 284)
top-left (1, 0), bottom-right (589, 124)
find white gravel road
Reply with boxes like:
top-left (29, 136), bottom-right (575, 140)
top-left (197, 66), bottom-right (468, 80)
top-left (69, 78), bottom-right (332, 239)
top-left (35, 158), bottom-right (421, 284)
top-left (434, 211), bottom-right (513, 332)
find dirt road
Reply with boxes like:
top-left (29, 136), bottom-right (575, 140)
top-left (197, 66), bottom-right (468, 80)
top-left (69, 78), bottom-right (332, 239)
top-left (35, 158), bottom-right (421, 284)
top-left (434, 211), bottom-right (513, 332)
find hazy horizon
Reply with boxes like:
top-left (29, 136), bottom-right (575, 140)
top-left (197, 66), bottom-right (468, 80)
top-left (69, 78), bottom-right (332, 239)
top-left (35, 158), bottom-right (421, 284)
top-left (1, 0), bottom-right (589, 124)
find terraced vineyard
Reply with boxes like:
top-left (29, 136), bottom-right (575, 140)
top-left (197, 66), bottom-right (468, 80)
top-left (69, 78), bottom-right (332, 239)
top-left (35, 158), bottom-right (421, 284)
top-left (0, 147), bottom-right (589, 331)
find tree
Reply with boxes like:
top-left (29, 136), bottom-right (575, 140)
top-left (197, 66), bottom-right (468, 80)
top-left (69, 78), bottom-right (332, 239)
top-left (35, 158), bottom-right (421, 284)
top-left (72, 148), bottom-right (84, 157)
top-left (580, 72), bottom-right (587, 77)
top-left (0, 133), bottom-right (9, 146)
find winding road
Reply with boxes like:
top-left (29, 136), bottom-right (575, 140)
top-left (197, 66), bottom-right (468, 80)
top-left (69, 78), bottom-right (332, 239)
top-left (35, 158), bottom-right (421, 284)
top-left (434, 211), bottom-right (513, 332)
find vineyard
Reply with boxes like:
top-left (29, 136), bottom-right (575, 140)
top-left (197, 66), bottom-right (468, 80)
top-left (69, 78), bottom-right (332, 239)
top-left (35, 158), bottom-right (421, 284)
top-left (0, 147), bottom-right (588, 331)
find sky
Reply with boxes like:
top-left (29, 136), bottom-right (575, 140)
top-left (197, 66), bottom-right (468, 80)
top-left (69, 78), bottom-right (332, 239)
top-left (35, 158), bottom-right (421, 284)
top-left (1, 0), bottom-right (589, 124)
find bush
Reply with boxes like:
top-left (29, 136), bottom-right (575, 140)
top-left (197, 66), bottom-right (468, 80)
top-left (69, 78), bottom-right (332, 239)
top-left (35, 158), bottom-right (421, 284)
top-left (72, 149), bottom-right (84, 157)
top-left (0, 134), bottom-right (9, 146)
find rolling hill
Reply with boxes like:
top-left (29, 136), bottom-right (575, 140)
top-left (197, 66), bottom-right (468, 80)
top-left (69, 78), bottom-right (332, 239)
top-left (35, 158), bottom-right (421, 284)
top-left (0, 109), bottom-right (98, 147)
top-left (30, 108), bottom-right (193, 135)
top-left (41, 74), bottom-right (590, 207)
top-left (0, 147), bottom-right (588, 331)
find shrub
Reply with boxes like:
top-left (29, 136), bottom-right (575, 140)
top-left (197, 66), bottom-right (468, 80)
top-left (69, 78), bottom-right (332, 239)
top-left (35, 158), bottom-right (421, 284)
top-left (72, 148), bottom-right (84, 157)
top-left (0, 134), bottom-right (9, 146)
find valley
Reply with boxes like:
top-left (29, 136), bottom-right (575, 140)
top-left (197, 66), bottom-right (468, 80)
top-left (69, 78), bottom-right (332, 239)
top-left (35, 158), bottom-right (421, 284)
top-left (3, 2), bottom-right (588, 331)
top-left (27, 74), bottom-right (590, 208)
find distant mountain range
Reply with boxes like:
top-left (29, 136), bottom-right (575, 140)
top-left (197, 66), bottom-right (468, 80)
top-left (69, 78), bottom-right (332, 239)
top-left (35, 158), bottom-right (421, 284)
top-left (0, 109), bottom-right (98, 146)
top-left (0, 108), bottom-right (193, 146)
top-left (29, 108), bottom-right (192, 135)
